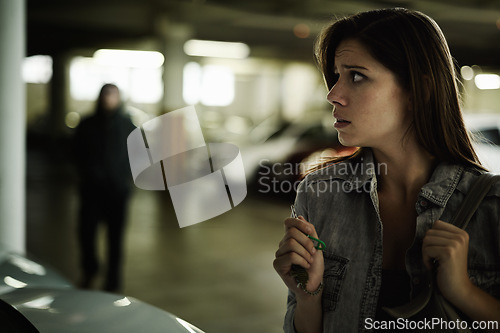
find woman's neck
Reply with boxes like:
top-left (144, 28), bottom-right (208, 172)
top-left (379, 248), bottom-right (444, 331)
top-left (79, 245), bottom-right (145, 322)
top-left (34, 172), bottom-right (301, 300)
top-left (371, 141), bottom-right (436, 201)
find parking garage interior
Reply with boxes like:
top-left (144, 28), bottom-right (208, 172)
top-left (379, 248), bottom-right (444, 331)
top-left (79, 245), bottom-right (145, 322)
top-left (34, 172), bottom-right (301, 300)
top-left (1, 0), bottom-right (500, 332)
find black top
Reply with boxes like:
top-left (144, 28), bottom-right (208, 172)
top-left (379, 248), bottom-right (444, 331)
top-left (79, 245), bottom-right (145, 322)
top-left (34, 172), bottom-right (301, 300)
top-left (375, 269), bottom-right (412, 321)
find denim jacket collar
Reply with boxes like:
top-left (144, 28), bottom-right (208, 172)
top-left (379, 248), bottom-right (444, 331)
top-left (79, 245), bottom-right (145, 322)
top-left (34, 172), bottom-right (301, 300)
top-left (419, 161), bottom-right (464, 208)
top-left (309, 148), bottom-right (465, 207)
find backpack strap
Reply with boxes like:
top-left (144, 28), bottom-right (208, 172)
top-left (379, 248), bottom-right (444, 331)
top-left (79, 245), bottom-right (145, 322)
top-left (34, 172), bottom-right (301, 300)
top-left (450, 173), bottom-right (500, 230)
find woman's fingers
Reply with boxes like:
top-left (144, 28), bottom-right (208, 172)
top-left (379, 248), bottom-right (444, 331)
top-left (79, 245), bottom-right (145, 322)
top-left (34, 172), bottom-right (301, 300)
top-left (423, 220), bottom-right (469, 259)
top-left (284, 216), bottom-right (313, 234)
top-left (275, 216), bottom-right (322, 279)
top-left (431, 219), bottom-right (463, 232)
top-left (279, 226), bottom-right (316, 255)
top-left (273, 251), bottom-right (311, 274)
top-left (298, 216), bottom-right (321, 240)
top-left (284, 216), bottom-right (321, 247)
top-left (422, 237), bottom-right (468, 270)
top-left (422, 244), bottom-right (446, 270)
top-left (275, 236), bottom-right (314, 266)
top-left (422, 220), bottom-right (470, 301)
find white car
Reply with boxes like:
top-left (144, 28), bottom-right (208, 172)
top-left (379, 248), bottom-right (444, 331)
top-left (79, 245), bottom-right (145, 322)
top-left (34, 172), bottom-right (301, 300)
top-left (0, 246), bottom-right (205, 333)
top-left (240, 112), bottom-right (344, 183)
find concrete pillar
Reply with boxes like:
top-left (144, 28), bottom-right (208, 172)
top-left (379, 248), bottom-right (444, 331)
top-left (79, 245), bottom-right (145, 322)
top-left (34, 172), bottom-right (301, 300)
top-left (0, 0), bottom-right (26, 254)
top-left (49, 52), bottom-right (69, 137)
top-left (157, 19), bottom-right (193, 112)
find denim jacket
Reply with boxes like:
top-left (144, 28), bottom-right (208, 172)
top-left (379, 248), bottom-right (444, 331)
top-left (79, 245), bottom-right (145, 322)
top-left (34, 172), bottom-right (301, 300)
top-left (284, 148), bottom-right (500, 332)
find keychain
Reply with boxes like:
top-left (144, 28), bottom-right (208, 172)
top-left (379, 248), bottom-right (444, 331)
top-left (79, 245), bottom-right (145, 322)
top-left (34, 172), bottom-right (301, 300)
top-left (289, 205), bottom-right (326, 288)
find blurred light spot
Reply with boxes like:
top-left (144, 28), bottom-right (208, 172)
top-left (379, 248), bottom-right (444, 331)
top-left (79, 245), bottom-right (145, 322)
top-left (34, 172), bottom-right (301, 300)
top-left (224, 116), bottom-right (251, 134)
top-left (282, 63), bottom-right (318, 120)
top-left (496, 18), bottom-right (500, 30)
top-left (201, 65), bottom-right (234, 106)
top-left (69, 57), bottom-right (103, 100)
top-left (183, 62), bottom-right (202, 105)
top-left (93, 49), bottom-right (164, 68)
top-left (183, 63), bottom-right (235, 106)
top-left (9, 255), bottom-right (46, 275)
top-left (113, 297), bottom-right (131, 307)
top-left (69, 55), bottom-right (163, 103)
top-left (460, 65), bottom-right (474, 81)
top-left (4, 276), bottom-right (27, 288)
top-left (293, 23), bottom-right (310, 39)
top-left (130, 68), bottom-right (164, 103)
top-left (22, 55), bottom-right (53, 83)
top-left (474, 74), bottom-right (500, 90)
top-left (176, 317), bottom-right (205, 333)
top-left (21, 296), bottom-right (54, 310)
top-left (184, 39), bottom-right (250, 59)
top-left (471, 65), bottom-right (482, 73)
top-left (65, 111), bottom-right (81, 128)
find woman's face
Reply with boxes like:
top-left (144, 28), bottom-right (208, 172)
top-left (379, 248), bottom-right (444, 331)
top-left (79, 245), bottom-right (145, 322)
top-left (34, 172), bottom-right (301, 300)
top-left (327, 39), bottom-right (411, 149)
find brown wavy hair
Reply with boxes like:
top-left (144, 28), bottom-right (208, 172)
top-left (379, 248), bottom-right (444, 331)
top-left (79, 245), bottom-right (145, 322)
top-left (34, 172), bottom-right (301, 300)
top-left (309, 8), bottom-right (484, 173)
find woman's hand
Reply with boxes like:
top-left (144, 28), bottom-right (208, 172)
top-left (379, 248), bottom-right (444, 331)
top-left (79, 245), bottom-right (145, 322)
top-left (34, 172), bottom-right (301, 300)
top-left (422, 220), bottom-right (474, 305)
top-left (273, 216), bottom-right (324, 299)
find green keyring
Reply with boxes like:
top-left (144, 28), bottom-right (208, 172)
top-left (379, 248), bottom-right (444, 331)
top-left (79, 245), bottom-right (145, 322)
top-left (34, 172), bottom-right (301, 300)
top-left (307, 235), bottom-right (326, 251)
top-left (290, 205), bottom-right (326, 251)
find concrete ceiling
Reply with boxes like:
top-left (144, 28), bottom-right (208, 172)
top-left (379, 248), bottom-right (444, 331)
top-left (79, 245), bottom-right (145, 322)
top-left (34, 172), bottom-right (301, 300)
top-left (27, 0), bottom-right (500, 67)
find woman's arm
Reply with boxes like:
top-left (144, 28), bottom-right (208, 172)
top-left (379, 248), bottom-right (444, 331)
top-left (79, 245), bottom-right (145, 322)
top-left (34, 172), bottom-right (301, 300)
top-left (457, 283), bottom-right (500, 323)
top-left (274, 216), bottom-right (325, 333)
top-left (422, 220), bottom-right (500, 323)
top-left (294, 289), bottom-right (323, 333)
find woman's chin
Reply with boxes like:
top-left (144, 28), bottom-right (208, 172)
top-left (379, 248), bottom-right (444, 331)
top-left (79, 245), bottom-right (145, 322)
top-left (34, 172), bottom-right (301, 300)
top-left (338, 136), bottom-right (358, 148)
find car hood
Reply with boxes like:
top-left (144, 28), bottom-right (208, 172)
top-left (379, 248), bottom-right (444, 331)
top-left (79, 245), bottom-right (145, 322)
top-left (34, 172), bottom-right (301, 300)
top-left (0, 252), bottom-right (72, 295)
top-left (0, 287), bottom-right (204, 333)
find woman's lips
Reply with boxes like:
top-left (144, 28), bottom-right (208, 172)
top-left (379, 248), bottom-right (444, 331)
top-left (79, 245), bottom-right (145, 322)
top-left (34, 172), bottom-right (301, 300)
top-left (334, 118), bottom-right (351, 129)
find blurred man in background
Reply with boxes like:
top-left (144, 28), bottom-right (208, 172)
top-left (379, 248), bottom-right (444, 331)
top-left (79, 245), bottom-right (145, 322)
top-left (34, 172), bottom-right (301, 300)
top-left (74, 84), bottom-right (135, 292)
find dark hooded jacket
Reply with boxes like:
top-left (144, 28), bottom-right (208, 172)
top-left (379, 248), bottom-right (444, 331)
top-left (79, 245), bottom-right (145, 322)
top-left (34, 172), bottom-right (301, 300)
top-left (74, 105), bottom-right (136, 193)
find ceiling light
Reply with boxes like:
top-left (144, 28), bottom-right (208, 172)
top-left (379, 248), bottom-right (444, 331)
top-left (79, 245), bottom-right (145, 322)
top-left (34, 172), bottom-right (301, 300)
top-left (183, 39), bottom-right (250, 59)
top-left (22, 55), bottom-right (53, 83)
top-left (460, 65), bottom-right (474, 81)
top-left (474, 74), bottom-right (500, 90)
top-left (93, 49), bottom-right (164, 68)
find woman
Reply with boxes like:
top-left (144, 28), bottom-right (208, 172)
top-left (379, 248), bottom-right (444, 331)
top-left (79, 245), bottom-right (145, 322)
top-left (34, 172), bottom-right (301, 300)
top-left (273, 8), bottom-right (500, 332)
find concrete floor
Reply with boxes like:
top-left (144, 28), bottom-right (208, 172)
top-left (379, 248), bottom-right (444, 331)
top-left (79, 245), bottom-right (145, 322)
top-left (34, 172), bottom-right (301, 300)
top-left (26, 145), bottom-right (291, 333)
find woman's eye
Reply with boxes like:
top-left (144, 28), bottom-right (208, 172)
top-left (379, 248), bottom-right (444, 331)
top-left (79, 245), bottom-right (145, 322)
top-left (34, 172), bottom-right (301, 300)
top-left (352, 71), bottom-right (364, 83)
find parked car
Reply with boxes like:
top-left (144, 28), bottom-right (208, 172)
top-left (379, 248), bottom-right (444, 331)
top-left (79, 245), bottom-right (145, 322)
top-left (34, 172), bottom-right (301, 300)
top-left (0, 245), bottom-right (205, 333)
top-left (464, 113), bottom-right (500, 174)
top-left (241, 112), bottom-right (354, 199)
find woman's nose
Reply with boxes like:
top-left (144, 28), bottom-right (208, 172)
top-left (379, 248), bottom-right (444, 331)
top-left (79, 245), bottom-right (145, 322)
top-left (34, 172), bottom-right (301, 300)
top-left (326, 84), bottom-right (346, 106)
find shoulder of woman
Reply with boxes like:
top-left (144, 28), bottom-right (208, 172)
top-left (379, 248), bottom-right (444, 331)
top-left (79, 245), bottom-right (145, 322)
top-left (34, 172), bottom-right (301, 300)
top-left (457, 167), bottom-right (500, 198)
